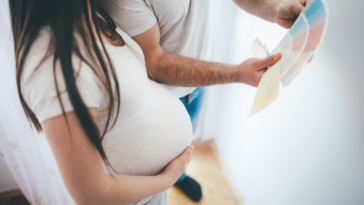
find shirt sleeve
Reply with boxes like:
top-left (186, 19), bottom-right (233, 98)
top-left (100, 0), bottom-right (157, 37)
top-left (22, 55), bottom-right (103, 123)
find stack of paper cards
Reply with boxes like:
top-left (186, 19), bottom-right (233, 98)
top-left (250, 39), bottom-right (270, 59)
top-left (249, 0), bottom-right (329, 115)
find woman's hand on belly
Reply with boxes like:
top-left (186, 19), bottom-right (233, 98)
top-left (41, 109), bottom-right (194, 205)
top-left (158, 145), bottom-right (194, 186)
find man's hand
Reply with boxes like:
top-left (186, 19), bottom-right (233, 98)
top-left (237, 53), bottom-right (282, 87)
top-left (233, 0), bottom-right (307, 29)
top-left (276, 0), bottom-right (308, 28)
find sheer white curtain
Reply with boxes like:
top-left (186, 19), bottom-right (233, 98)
top-left (0, 1), bottom-right (75, 204)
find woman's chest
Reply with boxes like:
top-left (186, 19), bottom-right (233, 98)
top-left (100, 47), bottom-right (151, 116)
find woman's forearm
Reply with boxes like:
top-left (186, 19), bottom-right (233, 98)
top-left (100, 173), bottom-right (173, 205)
top-left (42, 111), bottom-right (177, 205)
top-left (93, 146), bottom-right (193, 205)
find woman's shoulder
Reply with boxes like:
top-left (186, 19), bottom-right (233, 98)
top-left (21, 27), bottom-right (102, 87)
top-left (21, 27), bottom-right (104, 123)
top-left (21, 27), bottom-right (53, 81)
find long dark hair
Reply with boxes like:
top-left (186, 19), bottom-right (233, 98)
top-left (9, 0), bottom-right (121, 169)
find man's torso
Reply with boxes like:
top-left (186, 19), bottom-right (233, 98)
top-left (100, 0), bottom-right (212, 97)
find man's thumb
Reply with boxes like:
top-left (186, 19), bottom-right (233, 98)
top-left (260, 53), bottom-right (281, 67)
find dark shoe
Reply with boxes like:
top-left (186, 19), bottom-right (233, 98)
top-left (174, 176), bottom-right (202, 202)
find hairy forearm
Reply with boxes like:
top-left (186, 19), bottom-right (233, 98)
top-left (148, 52), bottom-right (240, 87)
top-left (233, 0), bottom-right (280, 22)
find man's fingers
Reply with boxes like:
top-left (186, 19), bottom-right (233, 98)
top-left (276, 17), bottom-right (296, 29)
top-left (276, 0), bottom-right (306, 28)
top-left (279, 0), bottom-right (305, 18)
top-left (258, 53), bottom-right (282, 68)
top-left (288, 2), bottom-right (305, 17)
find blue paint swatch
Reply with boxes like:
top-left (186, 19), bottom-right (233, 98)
top-left (305, 0), bottom-right (324, 20)
top-left (289, 17), bottom-right (306, 37)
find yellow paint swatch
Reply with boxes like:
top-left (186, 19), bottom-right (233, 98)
top-left (250, 90), bottom-right (268, 115)
top-left (270, 64), bottom-right (281, 87)
top-left (266, 82), bottom-right (279, 104)
top-left (257, 60), bottom-right (282, 95)
top-left (250, 82), bottom-right (280, 115)
top-left (257, 73), bottom-right (273, 94)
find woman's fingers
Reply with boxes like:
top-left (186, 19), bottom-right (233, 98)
top-left (165, 145), bottom-right (194, 170)
top-left (158, 145), bottom-right (195, 187)
top-left (178, 145), bottom-right (194, 167)
top-left (175, 145), bottom-right (194, 170)
top-left (159, 145), bottom-right (194, 182)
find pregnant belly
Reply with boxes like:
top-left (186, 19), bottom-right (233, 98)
top-left (102, 81), bottom-right (193, 176)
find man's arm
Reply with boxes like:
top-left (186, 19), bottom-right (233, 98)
top-left (233, 0), bottom-right (308, 28)
top-left (133, 23), bottom-right (281, 88)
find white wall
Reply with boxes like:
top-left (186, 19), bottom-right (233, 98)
top-left (204, 0), bottom-right (364, 205)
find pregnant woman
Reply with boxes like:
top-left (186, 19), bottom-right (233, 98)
top-left (10, 0), bottom-right (193, 204)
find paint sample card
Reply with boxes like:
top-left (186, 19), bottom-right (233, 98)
top-left (250, 60), bottom-right (282, 115)
top-left (250, 38), bottom-right (270, 58)
top-left (256, 60), bottom-right (282, 95)
top-left (281, 0), bottom-right (327, 86)
top-left (250, 82), bottom-right (280, 115)
top-left (249, 0), bottom-right (328, 115)
top-left (281, 14), bottom-right (309, 76)
top-left (281, 51), bottom-right (312, 85)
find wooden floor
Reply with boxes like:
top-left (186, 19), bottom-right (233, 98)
top-left (168, 141), bottom-right (244, 205)
top-left (0, 190), bottom-right (29, 205)
top-left (0, 141), bottom-right (243, 205)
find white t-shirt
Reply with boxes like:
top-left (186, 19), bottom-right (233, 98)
top-left (100, 0), bottom-right (212, 98)
top-left (21, 27), bottom-right (192, 205)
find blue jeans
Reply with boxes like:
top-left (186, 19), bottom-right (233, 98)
top-left (176, 87), bottom-right (205, 183)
